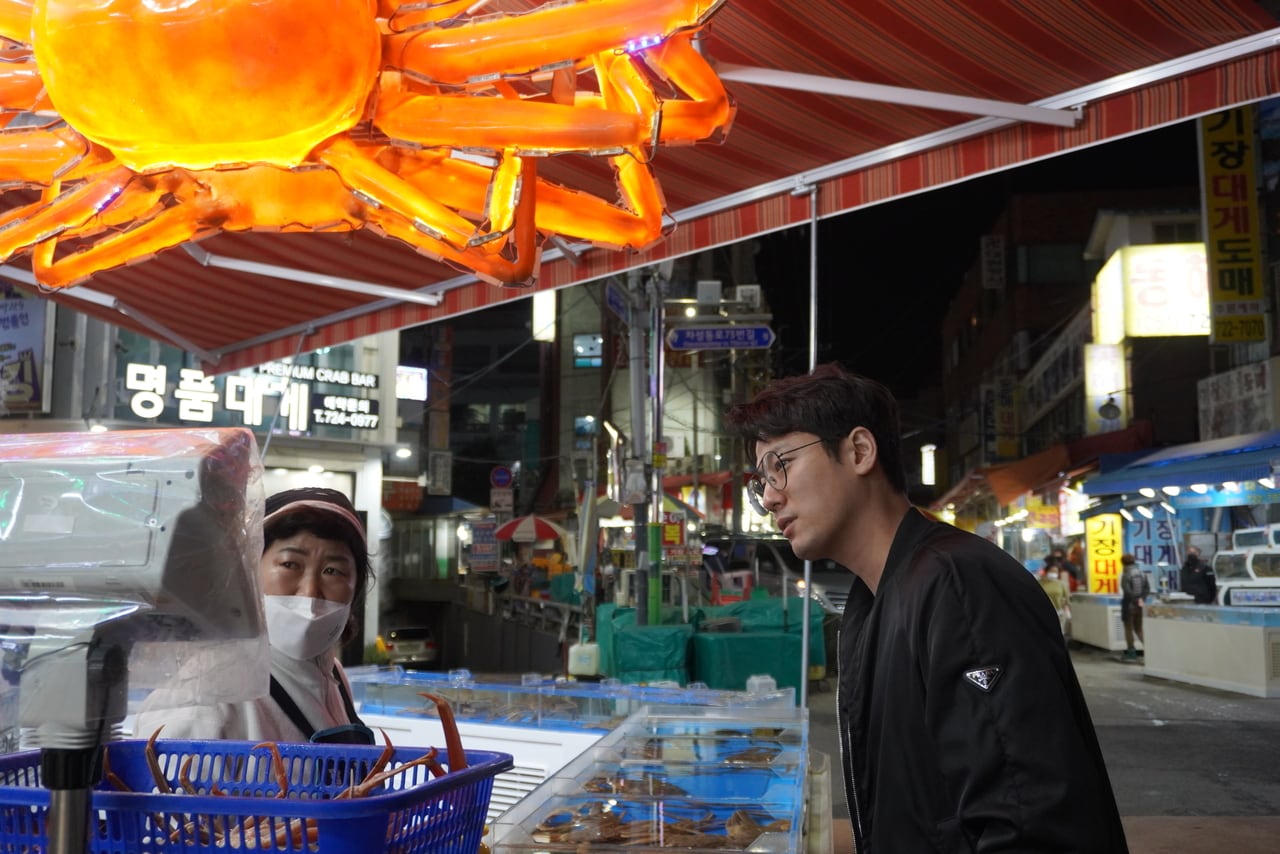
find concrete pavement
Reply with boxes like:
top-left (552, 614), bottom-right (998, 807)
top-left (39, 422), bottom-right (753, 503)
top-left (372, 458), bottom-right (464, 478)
top-left (805, 645), bottom-right (1280, 852)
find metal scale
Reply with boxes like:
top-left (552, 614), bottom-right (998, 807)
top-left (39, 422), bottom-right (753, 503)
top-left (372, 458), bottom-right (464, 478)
top-left (0, 428), bottom-right (268, 854)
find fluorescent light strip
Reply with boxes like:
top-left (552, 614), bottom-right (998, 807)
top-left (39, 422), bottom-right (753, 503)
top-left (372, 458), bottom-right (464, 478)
top-left (182, 244), bottom-right (444, 307)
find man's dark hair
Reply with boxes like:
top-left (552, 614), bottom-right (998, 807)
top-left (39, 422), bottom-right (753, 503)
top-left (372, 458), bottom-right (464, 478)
top-left (724, 362), bottom-right (907, 494)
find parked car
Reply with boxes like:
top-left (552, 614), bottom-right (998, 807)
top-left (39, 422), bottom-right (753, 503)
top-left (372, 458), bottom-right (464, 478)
top-left (701, 536), bottom-right (853, 615)
top-left (381, 626), bottom-right (438, 668)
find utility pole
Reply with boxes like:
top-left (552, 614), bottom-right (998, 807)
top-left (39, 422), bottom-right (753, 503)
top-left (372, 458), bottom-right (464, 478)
top-left (730, 349), bottom-right (745, 536)
top-left (626, 268), bottom-right (650, 626)
top-left (648, 269), bottom-right (667, 622)
top-left (800, 182), bottom-right (819, 707)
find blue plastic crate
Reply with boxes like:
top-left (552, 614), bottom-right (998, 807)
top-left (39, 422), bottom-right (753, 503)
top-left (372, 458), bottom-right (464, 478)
top-left (0, 738), bottom-right (512, 853)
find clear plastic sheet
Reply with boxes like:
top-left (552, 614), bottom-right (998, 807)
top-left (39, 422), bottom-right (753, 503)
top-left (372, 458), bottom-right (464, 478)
top-left (0, 428), bottom-right (268, 749)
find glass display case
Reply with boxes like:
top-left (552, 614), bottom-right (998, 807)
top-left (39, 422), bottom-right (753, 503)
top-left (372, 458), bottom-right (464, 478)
top-left (345, 667), bottom-right (796, 733)
top-left (488, 704), bottom-right (809, 852)
top-left (343, 667), bottom-right (799, 824)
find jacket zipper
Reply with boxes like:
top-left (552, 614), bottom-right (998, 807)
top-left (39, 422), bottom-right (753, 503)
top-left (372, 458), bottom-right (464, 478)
top-left (836, 623), bottom-right (865, 849)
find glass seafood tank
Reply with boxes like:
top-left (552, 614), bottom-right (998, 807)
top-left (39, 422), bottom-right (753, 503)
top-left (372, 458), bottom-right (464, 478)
top-left (345, 667), bottom-right (796, 733)
top-left (488, 704), bottom-right (809, 852)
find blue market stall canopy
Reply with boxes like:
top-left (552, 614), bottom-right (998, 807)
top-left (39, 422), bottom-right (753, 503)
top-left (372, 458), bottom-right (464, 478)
top-left (1082, 430), bottom-right (1280, 496)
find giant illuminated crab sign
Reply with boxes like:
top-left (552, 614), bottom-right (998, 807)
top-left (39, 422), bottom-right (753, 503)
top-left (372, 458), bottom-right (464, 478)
top-left (0, 0), bottom-right (733, 288)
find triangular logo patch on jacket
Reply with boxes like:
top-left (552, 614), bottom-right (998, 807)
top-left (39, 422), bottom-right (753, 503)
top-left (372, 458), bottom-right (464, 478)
top-left (964, 666), bottom-right (1002, 692)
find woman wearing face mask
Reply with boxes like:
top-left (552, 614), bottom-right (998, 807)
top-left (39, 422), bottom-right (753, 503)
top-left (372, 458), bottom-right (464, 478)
top-left (134, 487), bottom-right (374, 744)
top-left (1039, 556), bottom-right (1072, 638)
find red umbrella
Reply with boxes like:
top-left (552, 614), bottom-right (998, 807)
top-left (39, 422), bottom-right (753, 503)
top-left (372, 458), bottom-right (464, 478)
top-left (493, 514), bottom-right (569, 543)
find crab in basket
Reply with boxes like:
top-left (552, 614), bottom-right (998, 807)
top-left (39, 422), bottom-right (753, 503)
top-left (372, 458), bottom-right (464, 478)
top-left (0, 0), bottom-right (733, 289)
top-left (103, 693), bottom-right (474, 849)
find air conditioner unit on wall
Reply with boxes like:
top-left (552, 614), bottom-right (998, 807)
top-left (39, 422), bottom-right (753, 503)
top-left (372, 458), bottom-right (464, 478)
top-left (696, 279), bottom-right (722, 305)
top-left (735, 284), bottom-right (761, 309)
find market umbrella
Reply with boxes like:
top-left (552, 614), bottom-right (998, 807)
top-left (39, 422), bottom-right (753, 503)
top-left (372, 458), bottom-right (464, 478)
top-left (493, 513), bottom-right (569, 543)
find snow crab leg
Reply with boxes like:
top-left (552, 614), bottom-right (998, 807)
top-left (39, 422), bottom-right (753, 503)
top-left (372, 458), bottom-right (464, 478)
top-left (336, 745), bottom-right (442, 799)
top-left (419, 692), bottom-right (468, 774)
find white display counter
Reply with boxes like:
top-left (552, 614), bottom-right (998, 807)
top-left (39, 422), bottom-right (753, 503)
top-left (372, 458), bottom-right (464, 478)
top-left (1143, 603), bottom-right (1280, 698)
top-left (358, 710), bottom-right (603, 821)
top-left (1068, 594), bottom-right (1137, 652)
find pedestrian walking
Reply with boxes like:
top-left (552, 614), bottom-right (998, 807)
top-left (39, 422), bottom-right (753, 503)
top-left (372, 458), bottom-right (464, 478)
top-left (1121, 553), bottom-right (1150, 661)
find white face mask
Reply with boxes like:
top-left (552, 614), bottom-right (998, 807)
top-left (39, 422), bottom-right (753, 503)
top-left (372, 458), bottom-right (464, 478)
top-left (264, 595), bottom-right (350, 661)
top-left (1047, 572), bottom-right (1060, 580)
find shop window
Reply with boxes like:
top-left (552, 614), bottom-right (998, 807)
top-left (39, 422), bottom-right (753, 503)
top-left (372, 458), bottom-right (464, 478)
top-left (1152, 221), bottom-right (1199, 243)
top-left (499, 403), bottom-right (526, 430)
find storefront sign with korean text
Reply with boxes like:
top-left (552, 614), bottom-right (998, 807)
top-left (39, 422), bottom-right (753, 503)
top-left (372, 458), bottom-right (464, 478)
top-left (123, 359), bottom-right (381, 432)
top-left (0, 284), bottom-right (51, 414)
top-left (1125, 514), bottom-right (1179, 568)
top-left (1199, 107), bottom-right (1267, 343)
top-left (1085, 513), bottom-right (1124, 594)
top-left (660, 511), bottom-right (685, 547)
top-left (469, 521), bottom-right (499, 573)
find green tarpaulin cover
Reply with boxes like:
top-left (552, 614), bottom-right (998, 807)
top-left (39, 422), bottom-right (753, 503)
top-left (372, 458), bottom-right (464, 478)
top-left (612, 623), bottom-right (694, 685)
top-left (691, 631), bottom-right (805, 694)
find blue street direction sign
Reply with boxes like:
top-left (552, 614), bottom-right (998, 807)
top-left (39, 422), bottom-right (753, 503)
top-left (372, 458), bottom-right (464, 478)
top-left (605, 280), bottom-right (631, 327)
top-left (667, 324), bottom-right (775, 351)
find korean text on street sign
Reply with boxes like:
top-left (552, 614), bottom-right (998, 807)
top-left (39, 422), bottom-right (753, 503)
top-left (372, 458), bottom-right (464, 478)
top-left (605, 280), bottom-right (630, 327)
top-left (666, 325), bottom-right (775, 351)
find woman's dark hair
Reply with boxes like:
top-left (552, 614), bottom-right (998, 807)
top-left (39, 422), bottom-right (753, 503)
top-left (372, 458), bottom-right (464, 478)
top-left (264, 488), bottom-right (372, 646)
top-left (724, 362), bottom-right (907, 494)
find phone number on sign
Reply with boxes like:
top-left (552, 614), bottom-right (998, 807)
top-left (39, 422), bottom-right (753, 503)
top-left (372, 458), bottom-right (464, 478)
top-left (311, 410), bottom-right (380, 428)
top-left (1214, 316), bottom-right (1266, 340)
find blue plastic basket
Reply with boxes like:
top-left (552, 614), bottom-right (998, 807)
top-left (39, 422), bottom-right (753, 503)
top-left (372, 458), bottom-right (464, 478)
top-left (0, 738), bottom-right (512, 853)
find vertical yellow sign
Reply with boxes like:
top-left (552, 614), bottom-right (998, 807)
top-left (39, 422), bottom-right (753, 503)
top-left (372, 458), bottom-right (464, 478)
top-left (1199, 107), bottom-right (1267, 343)
top-left (994, 375), bottom-right (1020, 460)
top-left (1085, 513), bottom-right (1124, 594)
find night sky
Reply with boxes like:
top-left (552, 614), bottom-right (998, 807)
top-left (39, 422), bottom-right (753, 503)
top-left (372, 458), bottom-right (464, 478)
top-left (753, 120), bottom-right (1204, 398)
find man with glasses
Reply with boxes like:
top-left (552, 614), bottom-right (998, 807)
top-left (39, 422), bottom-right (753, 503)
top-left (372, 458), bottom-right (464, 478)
top-left (726, 363), bottom-right (1126, 853)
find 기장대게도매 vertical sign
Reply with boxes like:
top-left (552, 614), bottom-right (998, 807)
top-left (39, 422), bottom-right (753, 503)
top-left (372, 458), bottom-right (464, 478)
top-left (1199, 107), bottom-right (1268, 344)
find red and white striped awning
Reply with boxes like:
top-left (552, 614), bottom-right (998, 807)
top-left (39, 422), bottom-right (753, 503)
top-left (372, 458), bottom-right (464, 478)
top-left (15, 0), bottom-right (1280, 372)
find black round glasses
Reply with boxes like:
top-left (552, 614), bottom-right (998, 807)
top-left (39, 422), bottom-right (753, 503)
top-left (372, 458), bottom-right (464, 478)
top-left (746, 437), bottom-right (825, 515)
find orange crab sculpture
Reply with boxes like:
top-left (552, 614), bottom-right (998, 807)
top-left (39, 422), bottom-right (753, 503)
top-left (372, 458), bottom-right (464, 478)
top-left (0, 0), bottom-right (733, 288)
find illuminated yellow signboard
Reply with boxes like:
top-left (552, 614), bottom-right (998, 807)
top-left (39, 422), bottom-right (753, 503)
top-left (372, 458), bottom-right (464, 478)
top-left (1085, 513), bottom-right (1124, 594)
top-left (1092, 244), bottom-right (1210, 343)
top-left (1200, 107), bottom-right (1268, 343)
top-left (1121, 245), bottom-right (1210, 338)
